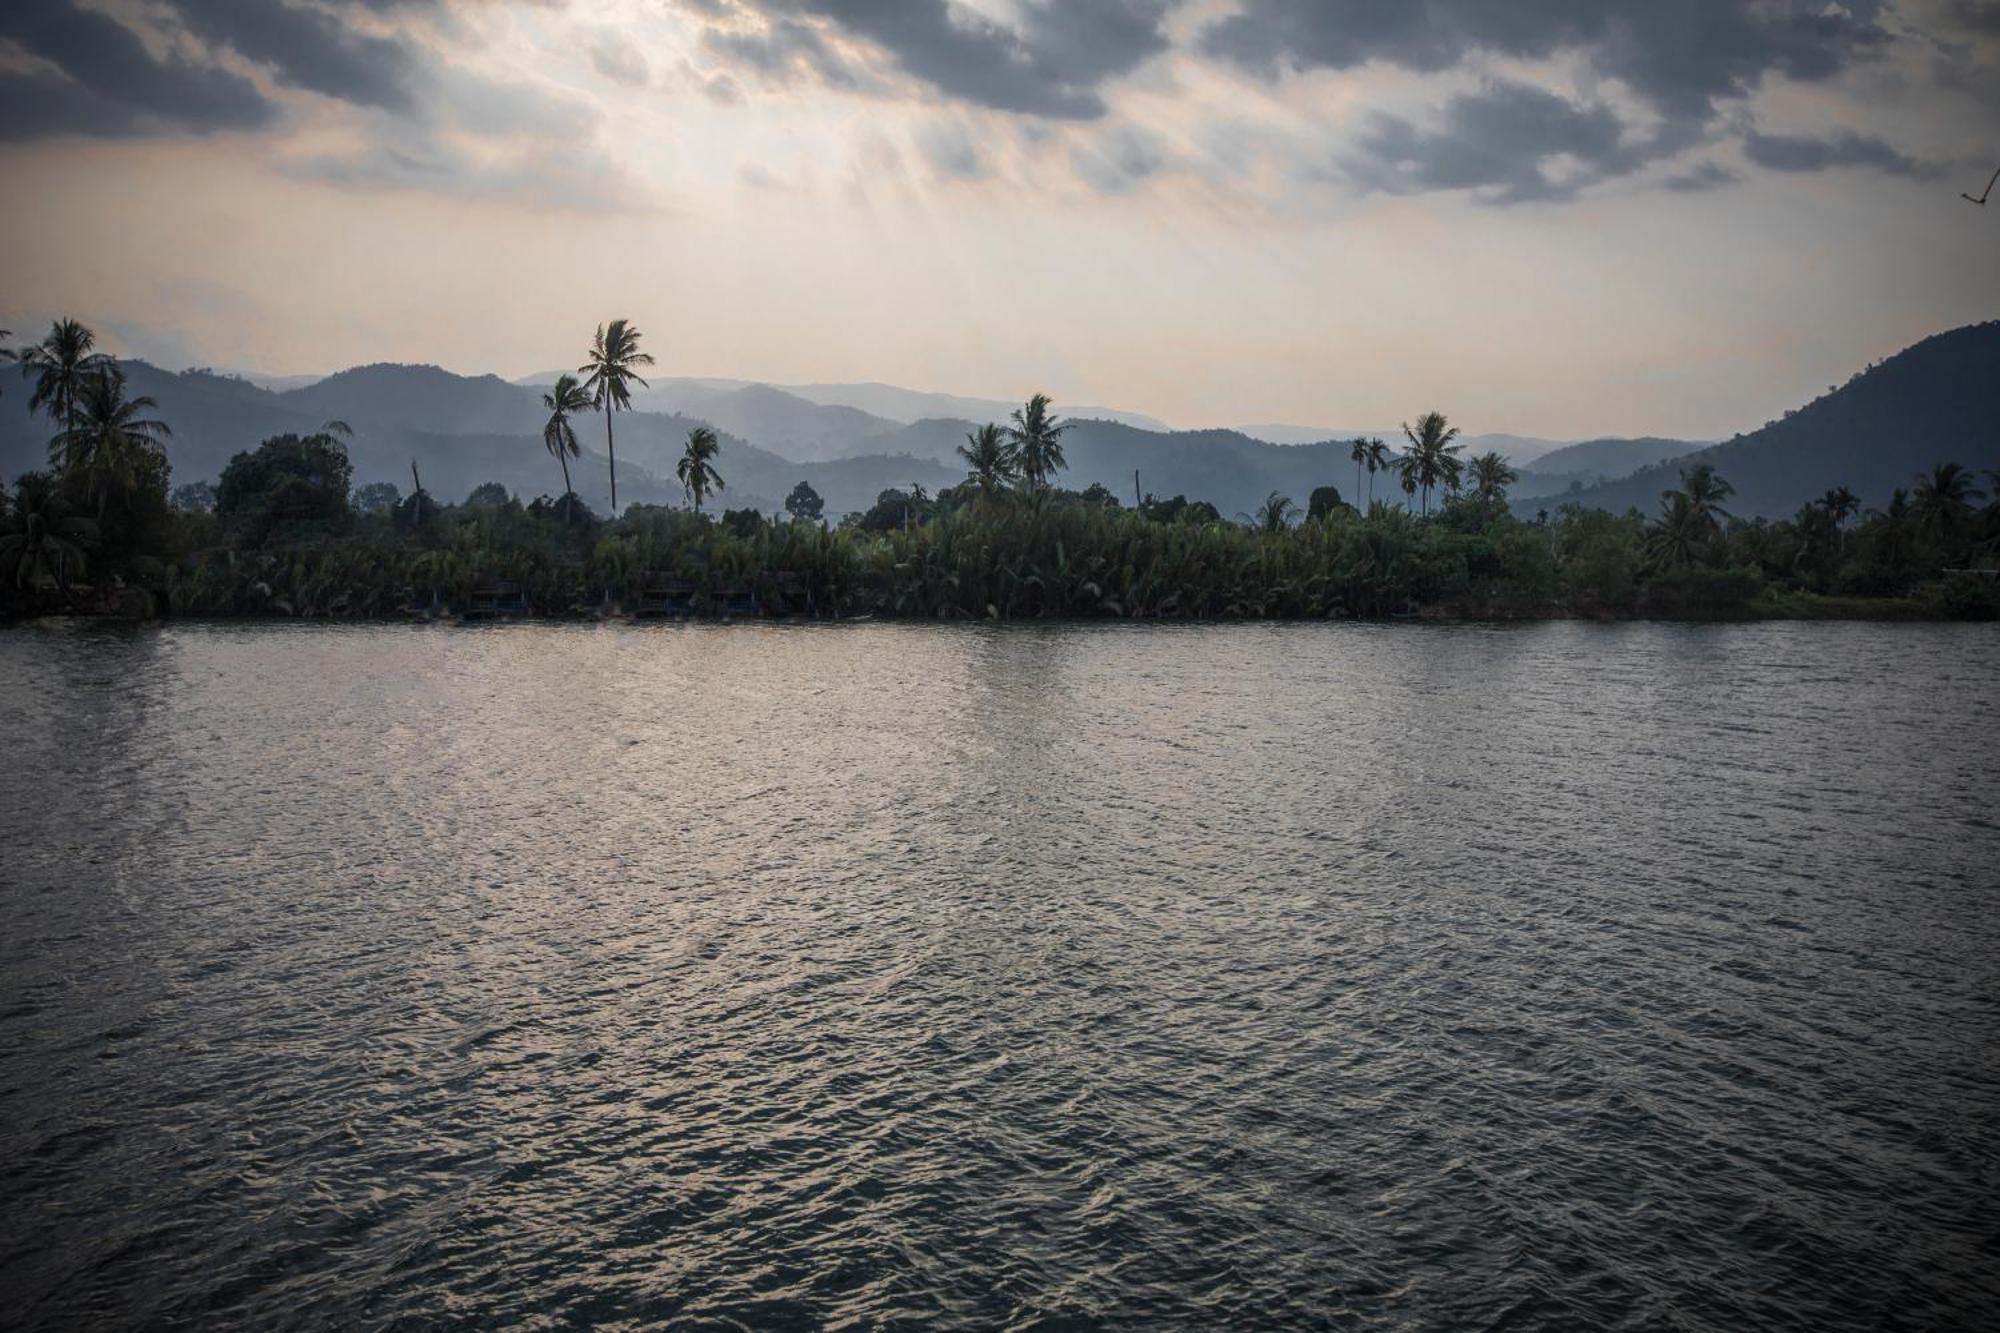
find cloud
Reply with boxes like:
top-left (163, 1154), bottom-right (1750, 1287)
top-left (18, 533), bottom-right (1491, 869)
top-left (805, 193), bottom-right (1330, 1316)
top-left (168, 0), bottom-right (421, 113)
top-left (915, 120), bottom-right (990, 180)
top-left (1663, 161), bottom-right (1737, 192)
top-left (1200, 1), bottom-right (1892, 122)
top-left (590, 33), bottom-right (651, 87)
top-left (1072, 125), bottom-right (1171, 193)
top-left (0, 1), bottom-right (277, 140)
top-left (685, 0), bottom-right (1175, 118)
top-left (1342, 81), bottom-right (1641, 204)
top-left (1741, 128), bottom-right (1933, 175)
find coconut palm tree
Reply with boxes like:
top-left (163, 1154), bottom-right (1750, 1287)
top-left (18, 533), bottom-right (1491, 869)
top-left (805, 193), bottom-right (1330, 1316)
top-left (1821, 485), bottom-right (1859, 528)
top-left (579, 319), bottom-right (654, 514)
top-left (1400, 411), bottom-right (1462, 515)
top-left (1913, 461), bottom-right (1983, 540)
top-left (1360, 437), bottom-right (1390, 508)
top-left (50, 366), bottom-right (171, 520)
top-left (1251, 492), bottom-right (1298, 534)
top-left (1005, 393), bottom-right (1068, 489)
top-left (678, 424), bottom-right (724, 513)
top-left (541, 373), bottom-right (591, 523)
top-left (1681, 462), bottom-right (1734, 533)
top-left (1469, 451), bottom-right (1518, 519)
top-left (1648, 490), bottom-right (1703, 569)
top-left (1349, 437), bottom-right (1370, 504)
top-left (0, 474), bottom-right (97, 605)
top-left (958, 423), bottom-right (1014, 496)
top-left (19, 318), bottom-right (110, 442)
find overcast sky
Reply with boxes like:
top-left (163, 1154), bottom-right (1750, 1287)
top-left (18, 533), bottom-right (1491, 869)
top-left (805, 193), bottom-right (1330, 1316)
top-left (0, 0), bottom-right (1994, 438)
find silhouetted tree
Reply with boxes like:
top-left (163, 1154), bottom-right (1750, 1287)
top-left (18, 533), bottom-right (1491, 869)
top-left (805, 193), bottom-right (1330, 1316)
top-left (958, 422), bottom-right (1016, 496)
top-left (1005, 394), bottom-right (1068, 490)
top-left (678, 424), bottom-right (724, 513)
top-left (541, 372), bottom-right (591, 524)
top-left (50, 366), bottom-right (171, 520)
top-left (784, 480), bottom-right (824, 522)
top-left (579, 319), bottom-right (654, 514)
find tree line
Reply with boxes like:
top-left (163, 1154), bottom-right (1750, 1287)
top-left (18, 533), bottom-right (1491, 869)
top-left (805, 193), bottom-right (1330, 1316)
top-left (3, 317), bottom-right (1996, 621)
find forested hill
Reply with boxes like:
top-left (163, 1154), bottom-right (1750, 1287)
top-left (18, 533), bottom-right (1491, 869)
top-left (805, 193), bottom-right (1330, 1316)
top-left (1528, 322), bottom-right (2000, 519)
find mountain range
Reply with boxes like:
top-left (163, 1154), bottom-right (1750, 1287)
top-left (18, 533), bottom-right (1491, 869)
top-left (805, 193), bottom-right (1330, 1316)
top-left (2, 322), bottom-right (1992, 522)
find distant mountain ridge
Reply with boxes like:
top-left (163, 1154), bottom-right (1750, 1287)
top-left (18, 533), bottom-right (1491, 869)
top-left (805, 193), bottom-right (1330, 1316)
top-left (5, 323), bottom-right (1989, 525)
top-left (1521, 322), bottom-right (2000, 519)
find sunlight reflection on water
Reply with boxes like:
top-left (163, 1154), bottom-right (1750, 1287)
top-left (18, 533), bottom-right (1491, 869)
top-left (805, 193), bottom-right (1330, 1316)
top-left (2, 619), bottom-right (1997, 1328)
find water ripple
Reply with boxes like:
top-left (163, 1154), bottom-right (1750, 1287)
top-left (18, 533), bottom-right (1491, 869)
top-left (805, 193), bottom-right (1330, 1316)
top-left (1, 620), bottom-right (1997, 1329)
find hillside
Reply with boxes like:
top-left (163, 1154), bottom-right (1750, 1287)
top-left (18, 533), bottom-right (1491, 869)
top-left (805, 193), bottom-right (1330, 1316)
top-left (1535, 322), bottom-right (2000, 519)
top-left (0, 363), bottom-right (951, 518)
top-left (1514, 437), bottom-right (1702, 491)
top-left (1238, 424), bottom-right (1563, 467)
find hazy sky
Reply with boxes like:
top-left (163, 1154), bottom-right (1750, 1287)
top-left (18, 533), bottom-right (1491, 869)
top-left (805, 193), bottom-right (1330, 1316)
top-left (1, 0), bottom-right (1994, 438)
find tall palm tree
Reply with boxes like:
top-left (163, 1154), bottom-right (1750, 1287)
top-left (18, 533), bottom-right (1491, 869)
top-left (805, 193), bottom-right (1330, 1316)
top-left (1361, 437), bottom-right (1389, 508)
top-left (541, 373), bottom-right (591, 523)
top-left (1469, 451), bottom-right (1518, 518)
top-left (1349, 437), bottom-right (1370, 504)
top-left (1400, 411), bottom-right (1462, 515)
top-left (19, 318), bottom-right (110, 442)
top-left (958, 422), bottom-right (1015, 496)
top-left (677, 424), bottom-right (724, 513)
top-left (1005, 393), bottom-right (1068, 489)
top-left (1913, 461), bottom-right (1983, 539)
top-left (0, 475), bottom-right (97, 604)
top-left (1821, 485), bottom-right (1859, 528)
top-left (579, 319), bottom-right (654, 514)
top-left (50, 366), bottom-right (171, 519)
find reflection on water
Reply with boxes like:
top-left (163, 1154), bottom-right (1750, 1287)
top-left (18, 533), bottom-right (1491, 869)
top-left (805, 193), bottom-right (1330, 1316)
top-left (2, 620), bottom-right (1997, 1328)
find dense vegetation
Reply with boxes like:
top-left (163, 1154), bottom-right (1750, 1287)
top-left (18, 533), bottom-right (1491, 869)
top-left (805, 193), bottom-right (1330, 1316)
top-left (4, 319), bottom-right (1997, 622)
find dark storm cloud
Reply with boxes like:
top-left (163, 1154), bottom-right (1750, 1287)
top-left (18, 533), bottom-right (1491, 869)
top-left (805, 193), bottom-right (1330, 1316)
top-left (1200, 1), bottom-right (1892, 119)
top-left (1202, 0), bottom-right (1925, 199)
top-left (1344, 81), bottom-right (1636, 204)
top-left (0, 1), bottom-right (277, 140)
top-left (1742, 128), bottom-right (1933, 175)
top-left (690, 0), bottom-right (1175, 118)
top-left (169, 0), bottom-right (422, 113)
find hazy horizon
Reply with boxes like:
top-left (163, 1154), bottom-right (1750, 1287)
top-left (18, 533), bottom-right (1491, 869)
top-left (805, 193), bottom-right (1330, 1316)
top-left (2, 1), bottom-right (1996, 441)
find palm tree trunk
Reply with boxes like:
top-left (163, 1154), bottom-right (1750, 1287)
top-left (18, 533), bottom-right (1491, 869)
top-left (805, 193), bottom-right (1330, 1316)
top-left (603, 406), bottom-right (618, 514)
top-left (558, 451), bottom-right (573, 525)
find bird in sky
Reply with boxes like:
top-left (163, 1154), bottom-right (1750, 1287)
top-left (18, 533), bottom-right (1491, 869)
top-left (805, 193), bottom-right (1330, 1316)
top-left (1963, 166), bottom-right (1999, 206)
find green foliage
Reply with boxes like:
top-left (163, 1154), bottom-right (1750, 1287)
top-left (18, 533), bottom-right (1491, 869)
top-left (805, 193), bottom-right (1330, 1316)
top-left (466, 482), bottom-right (512, 507)
top-left (216, 431), bottom-right (355, 543)
top-left (1307, 486), bottom-right (1346, 521)
top-left (784, 480), bottom-right (825, 522)
top-left (352, 481), bottom-right (401, 514)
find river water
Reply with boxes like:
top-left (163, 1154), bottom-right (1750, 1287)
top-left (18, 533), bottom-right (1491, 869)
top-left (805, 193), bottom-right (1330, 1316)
top-left (2, 620), bottom-right (1997, 1329)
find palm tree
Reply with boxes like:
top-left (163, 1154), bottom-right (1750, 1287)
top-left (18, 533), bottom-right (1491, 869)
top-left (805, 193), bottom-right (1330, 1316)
top-left (1400, 411), bottom-right (1462, 515)
top-left (1681, 462), bottom-right (1734, 532)
top-left (0, 474), bottom-right (97, 605)
top-left (19, 318), bottom-right (110, 442)
top-left (1252, 491), bottom-right (1297, 534)
top-left (677, 424), bottom-right (724, 513)
top-left (1913, 461), bottom-right (1983, 539)
top-left (1361, 437), bottom-right (1389, 508)
top-left (958, 423), bottom-right (1015, 496)
top-left (1349, 437), bottom-right (1370, 505)
top-left (1469, 451), bottom-right (1518, 518)
top-left (1005, 393), bottom-right (1068, 489)
top-left (1648, 490), bottom-right (1703, 569)
top-left (50, 366), bottom-right (171, 519)
top-left (1822, 485), bottom-right (1859, 528)
top-left (579, 319), bottom-right (654, 514)
top-left (541, 373), bottom-right (591, 523)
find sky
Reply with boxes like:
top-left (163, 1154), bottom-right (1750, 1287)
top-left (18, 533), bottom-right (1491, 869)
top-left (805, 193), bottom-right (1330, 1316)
top-left (0, 0), bottom-right (1995, 440)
